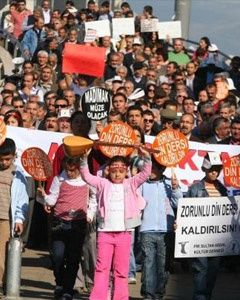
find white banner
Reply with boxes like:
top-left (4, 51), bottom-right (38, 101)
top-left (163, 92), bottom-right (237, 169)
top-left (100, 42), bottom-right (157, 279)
top-left (112, 17), bottom-right (135, 37)
top-left (175, 196), bottom-right (240, 258)
top-left (158, 21), bottom-right (182, 39)
top-left (85, 20), bottom-right (111, 38)
top-left (6, 127), bottom-right (240, 194)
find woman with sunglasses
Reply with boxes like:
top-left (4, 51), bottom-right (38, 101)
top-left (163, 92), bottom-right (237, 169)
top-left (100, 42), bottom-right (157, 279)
top-left (145, 83), bottom-right (157, 105)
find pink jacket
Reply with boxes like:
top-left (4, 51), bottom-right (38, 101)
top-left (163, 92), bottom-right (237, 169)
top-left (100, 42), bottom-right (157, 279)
top-left (80, 158), bottom-right (152, 229)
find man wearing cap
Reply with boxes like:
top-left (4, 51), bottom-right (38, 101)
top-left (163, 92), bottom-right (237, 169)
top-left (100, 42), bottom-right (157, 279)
top-left (129, 62), bottom-right (147, 90)
top-left (186, 152), bottom-right (227, 300)
top-left (160, 108), bottom-right (178, 130)
top-left (58, 109), bottom-right (72, 133)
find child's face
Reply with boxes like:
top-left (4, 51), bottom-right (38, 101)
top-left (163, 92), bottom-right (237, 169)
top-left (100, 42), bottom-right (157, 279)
top-left (205, 167), bottom-right (221, 182)
top-left (0, 154), bottom-right (15, 170)
top-left (109, 162), bottom-right (127, 184)
top-left (65, 164), bottom-right (80, 179)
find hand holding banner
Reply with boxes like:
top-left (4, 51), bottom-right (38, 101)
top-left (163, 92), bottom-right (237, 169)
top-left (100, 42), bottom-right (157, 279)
top-left (62, 44), bottom-right (106, 77)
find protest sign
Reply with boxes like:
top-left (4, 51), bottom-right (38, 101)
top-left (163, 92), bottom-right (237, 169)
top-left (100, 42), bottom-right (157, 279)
top-left (223, 155), bottom-right (240, 188)
top-left (175, 196), bottom-right (240, 258)
top-left (152, 129), bottom-right (189, 167)
top-left (62, 44), bottom-right (106, 77)
top-left (99, 121), bottom-right (137, 157)
top-left (158, 21), bottom-right (182, 39)
top-left (84, 28), bottom-right (97, 43)
top-left (0, 119), bottom-right (7, 146)
top-left (21, 147), bottom-right (53, 181)
top-left (85, 19), bottom-right (111, 37)
top-left (141, 18), bottom-right (159, 33)
top-left (81, 87), bottom-right (111, 121)
top-left (112, 17), bottom-right (135, 37)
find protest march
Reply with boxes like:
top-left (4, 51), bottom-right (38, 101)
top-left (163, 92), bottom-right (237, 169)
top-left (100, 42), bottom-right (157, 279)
top-left (1, 1), bottom-right (240, 300)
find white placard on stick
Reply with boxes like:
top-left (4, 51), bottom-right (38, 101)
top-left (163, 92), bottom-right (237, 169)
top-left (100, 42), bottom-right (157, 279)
top-left (112, 17), bottom-right (135, 37)
top-left (141, 18), bottom-right (159, 32)
top-left (175, 196), bottom-right (240, 258)
top-left (85, 19), bottom-right (111, 38)
top-left (158, 21), bottom-right (182, 39)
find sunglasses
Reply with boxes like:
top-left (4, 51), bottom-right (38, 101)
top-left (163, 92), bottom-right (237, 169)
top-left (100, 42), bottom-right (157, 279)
top-left (14, 105), bottom-right (24, 108)
top-left (144, 119), bottom-right (154, 124)
top-left (55, 104), bottom-right (68, 108)
top-left (147, 89), bottom-right (155, 92)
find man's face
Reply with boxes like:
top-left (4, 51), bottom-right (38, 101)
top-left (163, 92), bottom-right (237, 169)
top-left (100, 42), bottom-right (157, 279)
top-left (198, 90), bottom-right (208, 102)
top-left (23, 63), bottom-right (33, 74)
top-left (110, 55), bottom-right (120, 68)
top-left (88, 3), bottom-right (95, 11)
top-left (0, 154), bottom-right (15, 170)
top-left (124, 83), bottom-right (134, 96)
top-left (41, 68), bottom-right (52, 82)
top-left (58, 117), bottom-right (71, 133)
top-left (17, 2), bottom-right (26, 12)
top-left (126, 37), bottom-right (133, 49)
top-left (26, 102), bottom-right (39, 120)
top-left (180, 115), bottom-right (194, 136)
top-left (42, 1), bottom-right (50, 10)
top-left (23, 75), bottom-right (34, 89)
top-left (174, 40), bottom-right (183, 53)
top-left (219, 107), bottom-right (231, 120)
top-left (64, 91), bottom-right (75, 106)
top-left (13, 100), bottom-right (24, 113)
top-left (112, 95), bottom-right (127, 114)
top-left (36, 18), bottom-right (44, 30)
top-left (216, 121), bottom-right (230, 140)
top-left (186, 63), bottom-right (196, 75)
top-left (148, 57), bottom-right (157, 68)
top-left (166, 63), bottom-right (176, 75)
top-left (127, 109), bottom-right (143, 127)
top-left (231, 122), bottom-right (240, 142)
top-left (38, 55), bottom-right (48, 66)
top-left (22, 112), bottom-right (32, 128)
top-left (207, 87), bottom-right (216, 101)
top-left (45, 117), bottom-right (58, 131)
top-left (69, 31), bottom-right (77, 42)
top-left (183, 99), bottom-right (195, 114)
top-left (54, 100), bottom-right (68, 114)
top-left (146, 70), bottom-right (157, 82)
top-left (37, 107), bottom-right (46, 120)
top-left (143, 114), bottom-right (154, 132)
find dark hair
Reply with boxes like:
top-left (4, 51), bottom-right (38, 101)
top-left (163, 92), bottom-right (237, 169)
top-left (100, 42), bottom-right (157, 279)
top-left (144, 5), bottom-right (153, 15)
top-left (108, 155), bottom-right (128, 168)
top-left (70, 111), bottom-right (91, 137)
top-left (0, 138), bottom-right (16, 156)
top-left (231, 115), bottom-right (240, 126)
top-left (4, 109), bottom-right (23, 127)
top-left (121, 2), bottom-right (130, 9)
top-left (132, 125), bottom-right (145, 143)
top-left (126, 105), bottom-right (143, 118)
top-left (200, 36), bottom-right (211, 48)
top-left (112, 92), bottom-right (127, 103)
top-left (62, 156), bottom-right (80, 168)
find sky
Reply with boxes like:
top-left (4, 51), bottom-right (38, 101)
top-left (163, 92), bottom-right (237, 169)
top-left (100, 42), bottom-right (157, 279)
top-left (127, 0), bottom-right (240, 56)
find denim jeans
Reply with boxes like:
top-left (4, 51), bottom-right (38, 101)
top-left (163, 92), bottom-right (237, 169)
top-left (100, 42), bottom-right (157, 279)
top-left (141, 232), bottom-right (170, 299)
top-left (51, 218), bottom-right (86, 296)
top-left (192, 257), bottom-right (220, 300)
top-left (128, 231), bottom-right (136, 278)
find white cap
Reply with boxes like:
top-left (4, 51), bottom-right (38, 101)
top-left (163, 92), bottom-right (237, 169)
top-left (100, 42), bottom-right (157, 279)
top-left (202, 152), bottom-right (222, 170)
top-left (128, 88), bottom-right (145, 101)
top-left (208, 44), bottom-right (218, 52)
top-left (111, 75), bottom-right (123, 83)
top-left (227, 78), bottom-right (236, 90)
top-left (57, 108), bottom-right (72, 119)
top-left (133, 37), bottom-right (142, 45)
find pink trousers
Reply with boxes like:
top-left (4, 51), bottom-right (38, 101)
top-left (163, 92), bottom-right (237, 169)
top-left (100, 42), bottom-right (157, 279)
top-left (90, 231), bottom-right (131, 300)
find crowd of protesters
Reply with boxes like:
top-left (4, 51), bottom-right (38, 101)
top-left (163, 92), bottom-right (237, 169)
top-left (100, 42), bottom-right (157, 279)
top-left (0, 0), bottom-right (240, 300)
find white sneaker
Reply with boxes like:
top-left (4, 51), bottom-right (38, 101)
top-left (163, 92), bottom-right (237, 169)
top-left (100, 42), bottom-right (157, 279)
top-left (128, 277), bottom-right (137, 284)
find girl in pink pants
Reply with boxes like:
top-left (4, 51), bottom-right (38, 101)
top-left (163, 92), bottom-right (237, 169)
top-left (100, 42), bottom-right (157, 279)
top-left (80, 149), bottom-right (151, 300)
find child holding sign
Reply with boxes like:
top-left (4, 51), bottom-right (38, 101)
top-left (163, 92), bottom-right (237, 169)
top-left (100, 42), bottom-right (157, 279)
top-left (186, 152), bottom-right (227, 300)
top-left (38, 156), bottom-right (96, 300)
top-left (80, 148), bottom-right (151, 300)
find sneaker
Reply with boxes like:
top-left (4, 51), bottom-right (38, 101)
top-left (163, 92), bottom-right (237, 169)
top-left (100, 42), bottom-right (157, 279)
top-left (54, 286), bottom-right (63, 298)
top-left (61, 293), bottom-right (73, 300)
top-left (128, 277), bottom-right (137, 284)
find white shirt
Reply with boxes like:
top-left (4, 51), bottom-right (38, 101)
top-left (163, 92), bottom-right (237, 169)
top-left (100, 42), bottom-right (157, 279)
top-left (99, 183), bottom-right (125, 231)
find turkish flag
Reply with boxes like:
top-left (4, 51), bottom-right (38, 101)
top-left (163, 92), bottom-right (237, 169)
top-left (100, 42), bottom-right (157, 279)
top-left (62, 43), bottom-right (106, 77)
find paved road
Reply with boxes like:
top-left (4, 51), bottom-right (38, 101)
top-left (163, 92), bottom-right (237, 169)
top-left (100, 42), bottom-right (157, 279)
top-left (3, 249), bottom-right (240, 300)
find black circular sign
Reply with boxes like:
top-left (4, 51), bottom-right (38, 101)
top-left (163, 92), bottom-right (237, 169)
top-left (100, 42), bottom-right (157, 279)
top-left (81, 87), bottom-right (111, 121)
